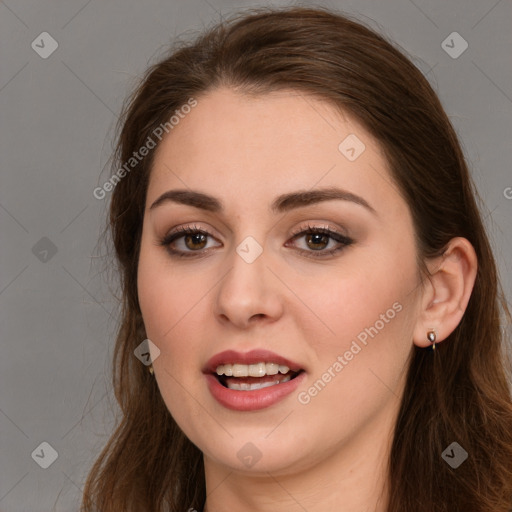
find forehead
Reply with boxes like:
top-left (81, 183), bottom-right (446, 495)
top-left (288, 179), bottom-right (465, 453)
top-left (147, 87), bottom-right (403, 220)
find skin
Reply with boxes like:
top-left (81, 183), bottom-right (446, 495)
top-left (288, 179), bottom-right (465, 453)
top-left (137, 87), bottom-right (477, 512)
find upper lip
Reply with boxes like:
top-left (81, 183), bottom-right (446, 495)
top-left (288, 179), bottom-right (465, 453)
top-left (203, 349), bottom-right (304, 374)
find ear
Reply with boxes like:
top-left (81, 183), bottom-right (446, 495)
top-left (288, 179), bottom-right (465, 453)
top-left (413, 237), bottom-right (478, 348)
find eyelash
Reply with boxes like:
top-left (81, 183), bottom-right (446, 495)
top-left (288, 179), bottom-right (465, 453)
top-left (159, 223), bottom-right (354, 259)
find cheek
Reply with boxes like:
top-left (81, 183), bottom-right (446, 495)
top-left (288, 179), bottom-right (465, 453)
top-left (309, 248), bottom-right (415, 342)
top-left (298, 247), bottom-right (419, 409)
top-left (137, 245), bottom-right (198, 366)
top-left (137, 229), bottom-right (202, 332)
top-left (137, 250), bottom-right (208, 426)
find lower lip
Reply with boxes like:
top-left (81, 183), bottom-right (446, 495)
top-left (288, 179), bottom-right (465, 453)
top-left (205, 372), bottom-right (306, 411)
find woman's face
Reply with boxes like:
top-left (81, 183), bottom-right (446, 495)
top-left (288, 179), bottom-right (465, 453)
top-left (137, 87), bottom-right (424, 476)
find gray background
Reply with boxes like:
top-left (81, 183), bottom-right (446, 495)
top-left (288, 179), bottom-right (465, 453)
top-left (0, 0), bottom-right (511, 510)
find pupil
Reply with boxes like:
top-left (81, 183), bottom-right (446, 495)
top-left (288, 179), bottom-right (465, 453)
top-left (307, 233), bottom-right (328, 250)
top-left (186, 233), bottom-right (207, 250)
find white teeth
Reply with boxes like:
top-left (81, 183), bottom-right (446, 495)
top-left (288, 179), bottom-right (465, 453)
top-left (226, 374), bottom-right (292, 390)
top-left (232, 364), bottom-right (248, 377)
top-left (216, 364), bottom-right (234, 376)
top-left (249, 362), bottom-right (266, 377)
top-left (265, 363), bottom-right (279, 375)
top-left (215, 362), bottom-right (292, 377)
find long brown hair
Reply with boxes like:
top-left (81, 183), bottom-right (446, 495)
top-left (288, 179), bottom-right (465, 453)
top-left (81, 6), bottom-right (512, 511)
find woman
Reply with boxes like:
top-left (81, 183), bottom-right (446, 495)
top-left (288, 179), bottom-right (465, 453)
top-left (81, 5), bottom-right (512, 512)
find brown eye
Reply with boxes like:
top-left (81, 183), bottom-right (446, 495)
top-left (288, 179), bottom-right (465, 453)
top-left (159, 225), bottom-right (221, 258)
top-left (304, 232), bottom-right (330, 250)
top-left (287, 225), bottom-right (354, 259)
top-left (184, 232), bottom-right (208, 250)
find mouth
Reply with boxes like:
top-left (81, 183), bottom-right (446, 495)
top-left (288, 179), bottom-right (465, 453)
top-left (202, 349), bottom-right (306, 409)
top-left (214, 362), bottom-right (305, 391)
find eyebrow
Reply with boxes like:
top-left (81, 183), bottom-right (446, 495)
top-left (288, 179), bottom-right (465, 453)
top-left (149, 186), bottom-right (377, 216)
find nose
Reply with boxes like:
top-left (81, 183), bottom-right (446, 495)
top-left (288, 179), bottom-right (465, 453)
top-left (213, 241), bottom-right (284, 329)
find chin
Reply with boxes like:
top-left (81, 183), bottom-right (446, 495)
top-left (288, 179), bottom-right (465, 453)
top-left (197, 431), bottom-right (317, 476)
